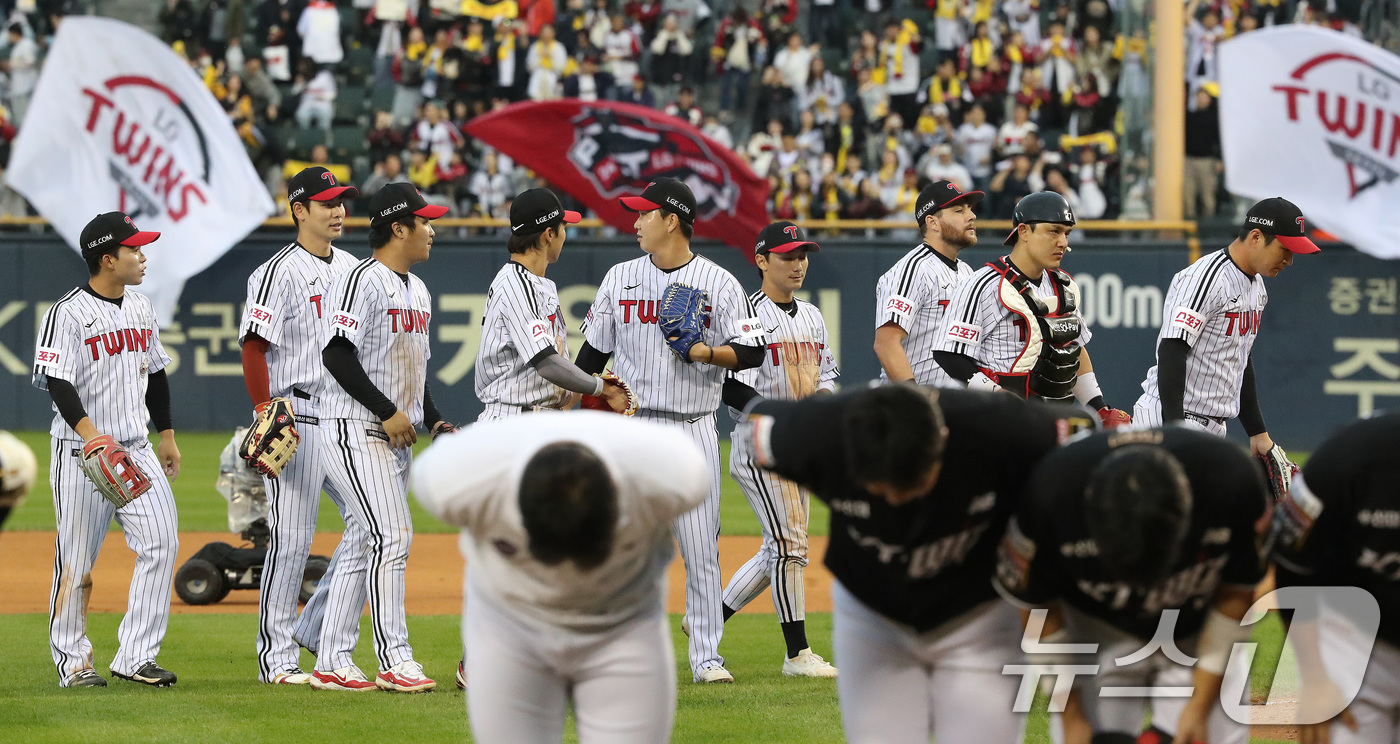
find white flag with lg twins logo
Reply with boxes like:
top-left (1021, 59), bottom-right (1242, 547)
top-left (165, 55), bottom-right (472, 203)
top-left (1219, 25), bottom-right (1400, 259)
top-left (6, 16), bottom-right (275, 324)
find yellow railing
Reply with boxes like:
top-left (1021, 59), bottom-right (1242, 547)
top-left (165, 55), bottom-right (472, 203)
top-left (0, 216), bottom-right (1203, 261)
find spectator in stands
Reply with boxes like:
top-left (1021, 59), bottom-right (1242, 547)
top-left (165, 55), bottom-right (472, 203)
top-left (845, 177), bottom-right (888, 220)
top-left (867, 113), bottom-right (913, 172)
top-left (827, 101), bottom-right (866, 172)
top-left (1074, 25), bottom-right (1118, 96)
top-left (298, 0), bottom-right (343, 67)
top-left (366, 109), bottom-right (405, 164)
top-left (562, 54), bottom-right (614, 100)
top-left (932, 0), bottom-right (965, 64)
top-left (1183, 87), bottom-right (1222, 219)
top-left (160, 0), bottom-right (199, 47)
top-left (470, 150), bottom-right (512, 218)
top-left (701, 112), bottom-right (733, 149)
top-left (661, 0), bottom-right (708, 38)
top-left (664, 86), bottom-right (703, 127)
top-left (773, 168), bottom-right (815, 221)
top-left (773, 32), bottom-right (814, 92)
top-left (408, 148), bottom-right (439, 191)
top-left (800, 56), bottom-right (844, 127)
top-left (809, 0), bottom-right (840, 51)
top-left (1037, 20), bottom-right (1075, 128)
top-left (794, 109), bottom-right (825, 159)
top-left (1044, 167), bottom-right (1084, 216)
top-left (392, 26), bottom-right (427, 125)
top-left (263, 25), bottom-right (292, 82)
top-left (412, 101), bottom-right (465, 170)
top-left (617, 73), bottom-right (655, 107)
top-left (1079, 0), bottom-right (1114, 40)
top-left (1013, 68), bottom-right (1052, 124)
top-left (955, 103), bottom-right (996, 193)
top-left (838, 153), bottom-right (866, 196)
top-left (813, 171), bottom-right (848, 220)
top-left (751, 64), bottom-right (795, 133)
top-left (603, 14), bottom-right (642, 97)
top-left (920, 143), bottom-right (973, 191)
top-left (361, 152), bottom-right (409, 196)
top-left (989, 153), bottom-right (1034, 218)
top-left (773, 130), bottom-right (805, 179)
top-left (4, 24), bottom-right (37, 125)
top-left (420, 28), bottom-right (458, 102)
top-left (456, 18), bottom-right (496, 104)
top-left (1185, 0), bottom-right (1224, 108)
top-left (880, 20), bottom-right (922, 128)
top-left (1002, 0), bottom-right (1040, 45)
top-left (294, 66), bottom-right (337, 131)
top-left (200, 0), bottom-right (233, 62)
top-left (911, 104), bottom-right (952, 152)
top-left (918, 58), bottom-right (972, 124)
top-left (758, 0), bottom-right (798, 47)
top-left (650, 14), bottom-right (694, 99)
top-left (527, 23), bottom-right (569, 100)
top-left (226, 37), bottom-right (247, 75)
top-left (713, 5), bottom-right (764, 119)
top-left (855, 67), bottom-right (889, 125)
top-left (1071, 146), bottom-right (1109, 219)
top-left (257, 0), bottom-right (305, 60)
top-left (996, 102), bottom-right (1037, 157)
top-left (747, 117), bottom-right (785, 177)
top-left (495, 19), bottom-right (527, 101)
top-left (959, 21), bottom-right (995, 75)
top-left (623, 0), bottom-right (662, 41)
top-left (849, 29), bottom-right (879, 82)
top-left (242, 57), bottom-right (283, 122)
top-left (435, 150), bottom-right (470, 214)
top-left (1021, 132), bottom-right (1060, 191)
top-left (886, 166), bottom-right (920, 227)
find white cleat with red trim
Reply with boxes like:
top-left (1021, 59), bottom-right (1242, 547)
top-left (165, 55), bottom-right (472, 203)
top-left (376, 660), bottom-right (437, 693)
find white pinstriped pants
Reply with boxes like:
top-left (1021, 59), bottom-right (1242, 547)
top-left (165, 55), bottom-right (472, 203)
top-left (1131, 394), bottom-right (1229, 437)
top-left (48, 438), bottom-right (178, 685)
top-left (635, 409), bottom-right (726, 679)
top-left (303, 419), bottom-right (416, 672)
top-left (721, 441), bottom-right (809, 623)
top-left (256, 419), bottom-right (364, 680)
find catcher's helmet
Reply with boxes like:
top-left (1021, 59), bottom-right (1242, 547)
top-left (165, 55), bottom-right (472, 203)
top-left (1003, 190), bottom-right (1076, 245)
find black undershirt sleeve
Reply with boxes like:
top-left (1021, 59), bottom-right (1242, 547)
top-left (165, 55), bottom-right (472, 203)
top-left (931, 350), bottom-right (977, 383)
top-left (322, 337), bottom-right (398, 422)
top-left (722, 377), bottom-right (761, 411)
top-left (728, 343), bottom-right (765, 371)
top-left (1157, 338), bottom-right (1189, 422)
top-left (575, 341), bottom-right (612, 375)
top-left (46, 377), bottom-right (89, 430)
top-left (1238, 355), bottom-right (1267, 437)
top-left (422, 380), bottom-right (442, 429)
top-left (144, 370), bottom-right (173, 431)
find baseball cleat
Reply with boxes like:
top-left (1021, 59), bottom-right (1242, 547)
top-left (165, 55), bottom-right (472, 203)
top-left (270, 668), bottom-right (313, 685)
top-left (696, 666), bottom-right (734, 684)
top-left (782, 649), bottom-right (837, 678)
top-left (67, 669), bottom-right (107, 688)
top-left (112, 661), bottom-right (177, 687)
top-left (376, 659), bottom-right (437, 693)
top-left (309, 665), bottom-right (377, 691)
top-left (455, 658), bottom-right (466, 690)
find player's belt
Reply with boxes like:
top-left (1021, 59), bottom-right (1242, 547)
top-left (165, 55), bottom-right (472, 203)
top-left (295, 414), bottom-right (320, 426)
top-left (68, 436), bottom-right (146, 457)
top-left (1184, 412), bottom-right (1227, 427)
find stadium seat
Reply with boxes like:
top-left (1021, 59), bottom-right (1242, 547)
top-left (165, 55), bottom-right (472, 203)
top-left (370, 85), bottom-right (395, 113)
top-left (330, 125), bottom-right (367, 161)
top-left (335, 86), bottom-right (368, 125)
top-left (343, 46), bottom-right (376, 79)
top-left (293, 128), bottom-right (329, 154)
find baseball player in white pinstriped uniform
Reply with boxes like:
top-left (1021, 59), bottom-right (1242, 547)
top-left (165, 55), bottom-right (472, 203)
top-left (873, 181), bottom-right (982, 386)
top-left (239, 167), bottom-right (365, 685)
top-left (34, 212), bottom-right (181, 688)
top-left (307, 183), bottom-right (452, 692)
top-left (1135, 197), bottom-right (1318, 460)
top-left (719, 221), bottom-right (838, 678)
top-left (932, 191), bottom-right (1132, 427)
top-left (576, 179), bottom-right (767, 683)
top-left (457, 188), bottom-right (629, 689)
top-left (414, 412), bottom-right (709, 744)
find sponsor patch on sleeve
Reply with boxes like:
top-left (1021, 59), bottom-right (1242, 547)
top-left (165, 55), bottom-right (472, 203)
top-left (1169, 306), bottom-right (1205, 337)
top-left (737, 316), bottom-right (764, 340)
top-left (330, 310), bottom-right (363, 341)
top-left (34, 345), bottom-right (61, 368)
top-left (944, 321), bottom-right (982, 344)
top-left (244, 301), bottom-right (275, 328)
top-left (529, 319), bottom-right (551, 342)
top-left (883, 293), bottom-right (915, 320)
top-left (995, 517), bottom-right (1037, 594)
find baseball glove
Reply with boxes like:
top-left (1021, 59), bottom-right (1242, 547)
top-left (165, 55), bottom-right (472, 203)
top-left (80, 435), bottom-right (152, 509)
top-left (1258, 443), bottom-right (1297, 502)
top-left (658, 282), bottom-right (710, 362)
top-left (431, 421), bottom-right (458, 441)
top-left (1097, 407), bottom-right (1132, 429)
top-left (0, 430), bottom-right (37, 516)
top-left (579, 371), bottom-right (640, 415)
top-left (239, 398), bottom-right (299, 478)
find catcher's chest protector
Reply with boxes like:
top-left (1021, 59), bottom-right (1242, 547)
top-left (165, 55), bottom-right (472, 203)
top-left (987, 257), bottom-right (1084, 402)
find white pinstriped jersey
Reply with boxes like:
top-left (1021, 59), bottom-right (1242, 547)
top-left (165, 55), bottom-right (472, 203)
top-left (474, 262), bottom-right (571, 408)
top-left (239, 243), bottom-right (359, 416)
top-left (582, 254), bottom-right (764, 416)
top-left (1140, 249), bottom-right (1267, 419)
top-left (874, 243), bottom-right (974, 386)
top-left (728, 292), bottom-right (838, 425)
top-left (322, 258), bottom-right (433, 426)
top-left (934, 260), bottom-right (1093, 373)
top-left (32, 287), bottom-right (171, 441)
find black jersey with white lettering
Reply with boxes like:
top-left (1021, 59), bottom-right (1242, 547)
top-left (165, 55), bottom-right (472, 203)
top-left (1274, 413), bottom-right (1400, 648)
top-left (751, 388), bottom-right (1094, 632)
top-left (995, 427), bottom-right (1269, 641)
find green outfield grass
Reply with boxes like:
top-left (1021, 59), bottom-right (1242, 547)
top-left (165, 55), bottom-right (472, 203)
top-left (4, 431), bottom-right (822, 537)
top-left (0, 612), bottom-right (1293, 744)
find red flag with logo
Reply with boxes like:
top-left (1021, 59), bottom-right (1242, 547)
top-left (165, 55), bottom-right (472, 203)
top-left (464, 100), bottom-right (770, 258)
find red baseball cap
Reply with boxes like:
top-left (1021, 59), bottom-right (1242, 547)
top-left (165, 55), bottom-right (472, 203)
top-left (1243, 197), bottom-right (1320, 254)
top-left (755, 221), bottom-right (820, 255)
top-left (79, 212), bottom-right (159, 260)
top-left (288, 166), bottom-right (359, 205)
top-left (620, 178), bottom-right (696, 224)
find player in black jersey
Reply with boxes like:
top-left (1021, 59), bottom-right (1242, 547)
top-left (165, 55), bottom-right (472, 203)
top-left (739, 384), bottom-right (1094, 742)
top-left (1274, 413), bottom-right (1400, 743)
top-left (994, 427), bottom-right (1270, 744)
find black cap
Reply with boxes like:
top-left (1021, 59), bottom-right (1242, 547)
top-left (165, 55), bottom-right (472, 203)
top-left (510, 188), bottom-right (582, 237)
top-left (287, 166), bottom-right (359, 205)
top-left (620, 178), bottom-right (696, 224)
top-left (368, 182), bottom-right (449, 229)
top-left (755, 221), bottom-right (820, 255)
top-left (1003, 190), bottom-right (1076, 246)
top-left (914, 180), bottom-right (984, 225)
top-left (1244, 197), bottom-right (1320, 254)
top-left (79, 212), bottom-right (159, 260)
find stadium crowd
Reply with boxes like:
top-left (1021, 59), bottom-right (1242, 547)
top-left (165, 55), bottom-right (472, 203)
top-left (0, 0), bottom-right (1385, 227)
